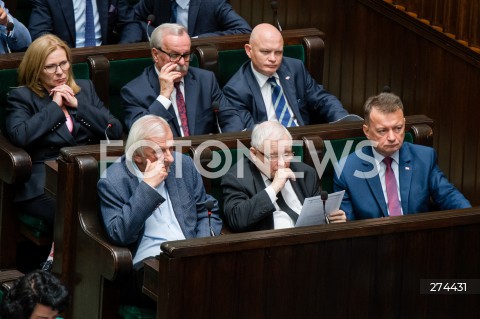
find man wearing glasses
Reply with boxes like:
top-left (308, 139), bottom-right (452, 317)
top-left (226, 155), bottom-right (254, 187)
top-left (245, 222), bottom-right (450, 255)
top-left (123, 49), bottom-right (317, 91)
top-left (221, 121), bottom-right (346, 232)
top-left (121, 23), bottom-right (244, 136)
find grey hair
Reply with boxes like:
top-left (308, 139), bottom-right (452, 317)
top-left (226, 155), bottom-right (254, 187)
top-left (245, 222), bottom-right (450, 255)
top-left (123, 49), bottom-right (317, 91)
top-left (125, 115), bottom-right (170, 156)
top-left (251, 121), bottom-right (292, 151)
top-left (150, 23), bottom-right (189, 49)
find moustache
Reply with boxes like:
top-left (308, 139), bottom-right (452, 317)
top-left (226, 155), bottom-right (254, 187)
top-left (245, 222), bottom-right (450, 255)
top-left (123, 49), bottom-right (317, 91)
top-left (175, 64), bottom-right (188, 72)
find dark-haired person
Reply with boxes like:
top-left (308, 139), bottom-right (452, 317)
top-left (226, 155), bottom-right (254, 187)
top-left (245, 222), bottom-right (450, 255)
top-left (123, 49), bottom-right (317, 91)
top-left (0, 270), bottom-right (69, 319)
top-left (334, 92), bottom-right (471, 220)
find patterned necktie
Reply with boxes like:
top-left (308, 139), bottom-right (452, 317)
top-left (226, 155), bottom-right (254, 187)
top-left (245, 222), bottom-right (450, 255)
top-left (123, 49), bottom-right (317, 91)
top-left (267, 77), bottom-right (296, 127)
top-left (383, 157), bottom-right (402, 216)
top-left (174, 82), bottom-right (189, 136)
top-left (85, 0), bottom-right (96, 47)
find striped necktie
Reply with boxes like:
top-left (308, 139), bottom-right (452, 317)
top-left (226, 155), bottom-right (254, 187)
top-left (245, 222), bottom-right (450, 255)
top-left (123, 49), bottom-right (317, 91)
top-left (267, 77), bottom-right (296, 127)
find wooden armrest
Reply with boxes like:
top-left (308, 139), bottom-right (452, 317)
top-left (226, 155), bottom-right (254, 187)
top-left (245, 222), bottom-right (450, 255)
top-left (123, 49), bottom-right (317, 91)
top-left (0, 134), bottom-right (32, 184)
top-left (75, 155), bottom-right (132, 280)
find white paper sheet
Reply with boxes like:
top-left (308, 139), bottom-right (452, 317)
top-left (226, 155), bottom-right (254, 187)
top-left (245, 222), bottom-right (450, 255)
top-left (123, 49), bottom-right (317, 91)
top-left (295, 190), bottom-right (345, 227)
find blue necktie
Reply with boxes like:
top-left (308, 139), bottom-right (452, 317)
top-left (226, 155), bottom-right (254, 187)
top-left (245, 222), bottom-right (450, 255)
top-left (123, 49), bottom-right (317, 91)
top-left (268, 77), bottom-right (296, 127)
top-left (85, 0), bottom-right (96, 47)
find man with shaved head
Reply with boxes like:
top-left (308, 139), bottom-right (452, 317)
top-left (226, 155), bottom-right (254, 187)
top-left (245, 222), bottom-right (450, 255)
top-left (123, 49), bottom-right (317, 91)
top-left (223, 23), bottom-right (349, 129)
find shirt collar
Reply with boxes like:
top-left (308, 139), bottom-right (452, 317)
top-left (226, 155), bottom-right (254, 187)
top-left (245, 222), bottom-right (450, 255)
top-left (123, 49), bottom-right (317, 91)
top-left (250, 62), bottom-right (278, 88)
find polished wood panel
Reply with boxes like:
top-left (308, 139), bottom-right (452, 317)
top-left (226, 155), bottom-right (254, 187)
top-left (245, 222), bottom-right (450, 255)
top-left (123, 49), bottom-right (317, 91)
top-left (143, 207), bottom-right (480, 318)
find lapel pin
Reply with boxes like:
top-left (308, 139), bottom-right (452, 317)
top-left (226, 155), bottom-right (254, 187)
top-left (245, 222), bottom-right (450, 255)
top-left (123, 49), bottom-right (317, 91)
top-left (405, 166), bottom-right (410, 170)
top-left (285, 76), bottom-right (290, 80)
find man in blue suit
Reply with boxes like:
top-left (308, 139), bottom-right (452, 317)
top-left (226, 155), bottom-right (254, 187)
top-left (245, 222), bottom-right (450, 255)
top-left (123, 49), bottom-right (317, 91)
top-left (334, 92), bottom-right (471, 220)
top-left (135, 0), bottom-right (251, 39)
top-left (121, 23), bottom-right (244, 136)
top-left (0, 1), bottom-right (31, 53)
top-left (29, 0), bottom-right (143, 47)
top-left (223, 23), bottom-right (349, 130)
top-left (98, 115), bottom-right (222, 307)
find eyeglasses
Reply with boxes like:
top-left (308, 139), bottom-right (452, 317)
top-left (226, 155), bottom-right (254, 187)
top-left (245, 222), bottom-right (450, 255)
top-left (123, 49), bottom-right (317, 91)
top-left (44, 61), bottom-right (71, 74)
top-left (156, 47), bottom-right (192, 62)
top-left (256, 149), bottom-right (295, 161)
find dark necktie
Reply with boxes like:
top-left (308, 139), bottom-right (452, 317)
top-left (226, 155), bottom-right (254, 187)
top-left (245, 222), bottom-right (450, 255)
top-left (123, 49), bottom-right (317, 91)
top-left (276, 191), bottom-right (299, 223)
top-left (383, 157), bottom-right (402, 216)
top-left (85, 0), bottom-right (96, 47)
top-left (174, 82), bottom-right (189, 137)
top-left (267, 77), bottom-right (297, 127)
top-left (170, 0), bottom-right (178, 23)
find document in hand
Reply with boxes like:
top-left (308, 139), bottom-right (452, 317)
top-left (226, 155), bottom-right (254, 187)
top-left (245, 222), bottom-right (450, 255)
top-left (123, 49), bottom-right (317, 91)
top-left (295, 190), bottom-right (345, 227)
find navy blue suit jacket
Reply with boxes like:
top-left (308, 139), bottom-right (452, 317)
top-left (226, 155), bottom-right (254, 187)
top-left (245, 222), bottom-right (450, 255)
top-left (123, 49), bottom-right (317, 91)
top-left (223, 57), bottom-right (349, 130)
top-left (29, 0), bottom-right (142, 47)
top-left (97, 154), bottom-right (222, 250)
top-left (135, 0), bottom-right (251, 38)
top-left (333, 143), bottom-right (471, 220)
top-left (6, 79), bottom-right (123, 202)
top-left (121, 65), bottom-right (244, 136)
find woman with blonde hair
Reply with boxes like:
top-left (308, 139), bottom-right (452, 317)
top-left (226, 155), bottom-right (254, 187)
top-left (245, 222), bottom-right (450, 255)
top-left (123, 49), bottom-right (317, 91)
top-left (5, 34), bottom-right (122, 268)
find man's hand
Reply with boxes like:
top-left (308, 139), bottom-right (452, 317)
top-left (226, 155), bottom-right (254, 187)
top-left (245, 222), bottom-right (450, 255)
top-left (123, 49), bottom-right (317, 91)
top-left (270, 167), bottom-right (296, 194)
top-left (0, 8), bottom-right (8, 27)
top-left (327, 210), bottom-right (347, 223)
top-left (159, 62), bottom-right (182, 98)
top-left (143, 159), bottom-right (168, 189)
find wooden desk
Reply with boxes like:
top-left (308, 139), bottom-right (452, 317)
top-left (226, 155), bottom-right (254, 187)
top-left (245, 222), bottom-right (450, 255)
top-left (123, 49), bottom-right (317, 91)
top-left (44, 159), bottom-right (58, 198)
top-left (142, 208), bottom-right (480, 318)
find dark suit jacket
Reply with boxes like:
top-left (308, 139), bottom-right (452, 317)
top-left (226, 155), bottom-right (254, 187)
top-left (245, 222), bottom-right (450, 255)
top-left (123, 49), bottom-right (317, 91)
top-left (221, 157), bottom-right (321, 232)
top-left (333, 143), bottom-right (472, 220)
top-left (29, 0), bottom-right (142, 47)
top-left (135, 0), bottom-right (251, 39)
top-left (223, 57), bottom-right (349, 130)
top-left (97, 154), bottom-right (222, 250)
top-left (6, 79), bottom-right (123, 202)
top-left (121, 65), bottom-right (244, 136)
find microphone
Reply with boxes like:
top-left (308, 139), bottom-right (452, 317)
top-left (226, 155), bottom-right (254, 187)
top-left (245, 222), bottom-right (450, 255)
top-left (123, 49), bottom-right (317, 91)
top-left (271, 1), bottom-right (282, 31)
top-left (104, 123), bottom-right (113, 144)
top-left (206, 201), bottom-right (216, 237)
top-left (146, 14), bottom-right (155, 43)
top-left (6, 21), bottom-right (14, 36)
top-left (212, 101), bottom-right (222, 134)
top-left (321, 191), bottom-right (329, 224)
top-left (382, 85), bottom-right (392, 93)
top-left (5, 22), bottom-right (14, 53)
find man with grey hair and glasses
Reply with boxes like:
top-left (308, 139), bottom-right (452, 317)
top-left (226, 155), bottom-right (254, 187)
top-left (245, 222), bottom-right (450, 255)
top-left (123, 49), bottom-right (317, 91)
top-left (121, 23), bottom-right (244, 136)
top-left (222, 121), bottom-right (346, 232)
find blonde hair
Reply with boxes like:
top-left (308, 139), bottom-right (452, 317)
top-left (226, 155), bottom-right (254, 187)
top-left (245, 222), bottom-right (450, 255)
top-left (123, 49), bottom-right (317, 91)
top-left (18, 34), bottom-right (80, 97)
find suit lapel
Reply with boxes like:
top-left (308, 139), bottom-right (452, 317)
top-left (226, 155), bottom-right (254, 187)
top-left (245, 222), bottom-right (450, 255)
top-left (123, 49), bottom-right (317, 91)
top-left (187, 0), bottom-right (200, 35)
top-left (398, 144), bottom-right (413, 214)
top-left (159, 0), bottom-right (173, 25)
top-left (245, 65), bottom-right (269, 122)
top-left (164, 161), bottom-right (187, 234)
top-left (96, 0), bottom-right (108, 44)
top-left (277, 66), bottom-right (304, 125)
top-left (183, 72), bottom-right (197, 135)
top-left (59, 0), bottom-right (76, 45)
